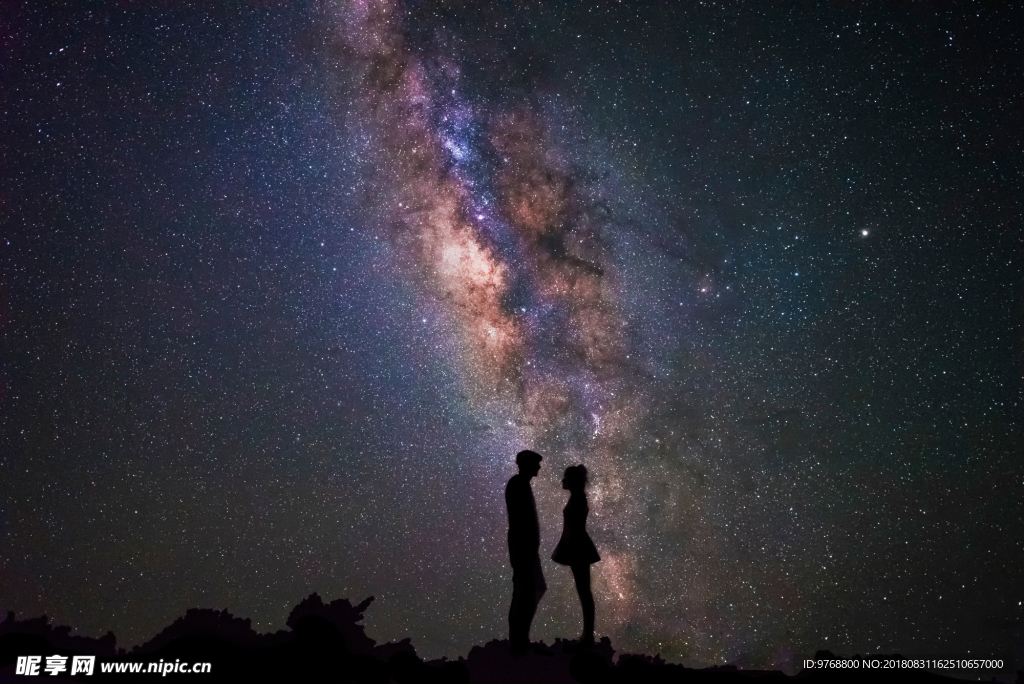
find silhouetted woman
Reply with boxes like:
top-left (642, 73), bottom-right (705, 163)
top-left (551, 464), bottom-right (600, 647)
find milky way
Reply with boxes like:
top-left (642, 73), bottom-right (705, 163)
top-left (1, 0), bottom-right (1021, 672)
top-left (332, 0), bottom-right (650, 631)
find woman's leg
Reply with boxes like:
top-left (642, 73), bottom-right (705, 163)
top-left (571, 564), bottom-right (595, 644)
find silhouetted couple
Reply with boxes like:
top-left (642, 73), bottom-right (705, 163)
top-left (505, 450), bottom-right (600, 656)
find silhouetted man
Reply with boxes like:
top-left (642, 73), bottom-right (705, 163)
top-left (505, 449), bottom-right (546, 656)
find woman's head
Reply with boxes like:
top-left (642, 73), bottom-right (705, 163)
top-left (562, 464), bottom-right (588, 491)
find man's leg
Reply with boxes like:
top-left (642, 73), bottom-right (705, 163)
top-left (509, 563), bottom-right (535, 652)
top-left (523, 556), bottom-right (546, 640)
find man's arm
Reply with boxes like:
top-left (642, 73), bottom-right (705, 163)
top-left (505, 477), bottom-right (524, 529)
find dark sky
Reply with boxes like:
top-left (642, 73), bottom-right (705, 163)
top-left (2, 0), bottom-right (1022, 671)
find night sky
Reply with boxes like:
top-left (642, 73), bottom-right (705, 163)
top-left (2, 0), bottom-right (1022, 672)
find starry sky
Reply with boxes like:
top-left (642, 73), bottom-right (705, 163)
top-left (2, 0), bottom-right (1022, 672)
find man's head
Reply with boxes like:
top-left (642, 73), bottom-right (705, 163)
top-left (515, 450), bottom-right (542, 479)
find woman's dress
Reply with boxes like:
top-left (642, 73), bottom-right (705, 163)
top-left (551, 494), bottom-right (600, 566)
